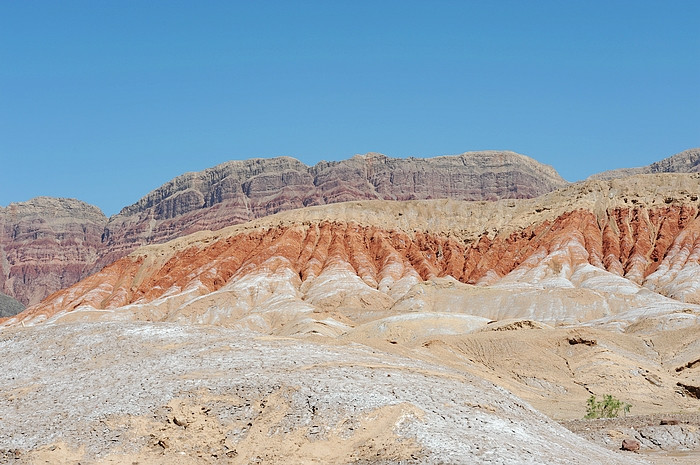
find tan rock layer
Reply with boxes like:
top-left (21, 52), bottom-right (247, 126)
top-left (1, 151), bottom-right (567, 305)
top-left (14, 198), bottom-right (700, 324)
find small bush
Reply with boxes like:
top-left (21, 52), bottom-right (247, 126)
top-left (584, 394), bottom-right (631, 419)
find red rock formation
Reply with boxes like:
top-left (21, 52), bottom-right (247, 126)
top-left (0, 198), bottom-right (107, 306)
top-left (96, 151), bottom-right (567, 271)
top-left (14, 202), bottom-right (700, 324)
top-left (1, 151), bottom-right (567, 305)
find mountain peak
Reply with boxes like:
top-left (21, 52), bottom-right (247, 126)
top-left (590, 147), bottom-right (700, 180)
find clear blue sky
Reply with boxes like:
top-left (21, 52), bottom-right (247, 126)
top-left (1, 1), bottom-right (698, 216)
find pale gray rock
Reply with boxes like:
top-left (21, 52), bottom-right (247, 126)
top-left (590, 148), bottom-right (700, 180)
top-left (0, 321), bottom-right (647, 464)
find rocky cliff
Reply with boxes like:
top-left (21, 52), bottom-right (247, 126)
top-left (590, 147), bottom-right (700, 180)
top-left (0, 198), bottom-right (107, 306)
top-left (97, 151), bottom-right (567, 270)
top-left (1, 151), bottom-right (567, 305)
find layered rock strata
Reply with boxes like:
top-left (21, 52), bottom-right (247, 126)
top-left (11, 173), bottom-right (700, 326)
top-left (1, 151), bottom-right (567, 305)
top-left (0, 198), bottom-right (107, 306)
top-left (97, 151), bottom-right (567, 270)
top-left (591, 147), bottom-right (700, 180)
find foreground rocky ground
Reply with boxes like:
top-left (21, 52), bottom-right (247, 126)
top-left (3, 172), bottom-right (700, 463)
top-left (562, 414), bottom-right (700, 465)
top-left (0, 321), bottom-right (651, 465)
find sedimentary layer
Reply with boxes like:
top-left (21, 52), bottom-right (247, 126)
top-left (0, 197), bottom-right (107, 306)
top-left (591, 147), bottom-right (700, 180)
top-left (1, 151), bottom-right (567, 305)
top-left (11, 172), bottom-right (700, 328)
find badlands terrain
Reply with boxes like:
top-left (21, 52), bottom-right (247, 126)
top-left (2, 149), bottom-right (700, 464)
top-left (0, 150), bottom-right (566, 307)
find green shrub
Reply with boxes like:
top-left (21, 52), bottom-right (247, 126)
top-left (584, 394), bottom-right (631, 419)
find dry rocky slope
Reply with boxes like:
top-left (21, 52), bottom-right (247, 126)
top-left (0, 151), bottom-right (565, 307)
top-left (0, 197), bottom-right (107, 306)
top-left (98, 150), bottom-right (566, 271)
top-left (591, 147), bottom-right (700, 180)
top-left (0, 321), bottom-right (646, 465)
top-left (4, 173), bottom-right (700, 463)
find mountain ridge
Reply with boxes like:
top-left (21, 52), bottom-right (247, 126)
top-left (4, 152), bottom-right (700, 464)
top-left (1, 150), bottom-right (567, 306)
top-left (590, 147), bottom-right (700, 180)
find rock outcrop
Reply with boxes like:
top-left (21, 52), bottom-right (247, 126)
top-left (2, 151), bottom-right (567, 304)
top-left (0, 198), bottom-right (107, 306)
top-left (590, 147), bottom-right (700, 180)
top-left (97, 151), bottom-right (567, 270)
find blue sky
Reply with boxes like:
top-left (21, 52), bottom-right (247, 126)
top-left (1, 1), bottom-right (698, 216)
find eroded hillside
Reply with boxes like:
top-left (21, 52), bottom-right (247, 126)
top-left (3, 173), bottom-right (700, 464)
top-left (0, 151), bottom-right (566, 307)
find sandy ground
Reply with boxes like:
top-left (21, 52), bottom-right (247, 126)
top-left (561, 414), bottom-right (700, 465)
top-left (0, 321), bottom-right (650, 465)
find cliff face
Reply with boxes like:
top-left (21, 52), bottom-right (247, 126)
top-left (12, 172), bottom-right (700, 328)
top-left (96, 151), bottom-right (567, 270)
top-left (590, 147), bottom-right (700, 180)
top-left (1, 151), bottom-right (566, 305)
top-left (0, 198), bottom-right (107, 306)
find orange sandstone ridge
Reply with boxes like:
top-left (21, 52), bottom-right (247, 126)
top-left (3, 174), bottom-right (700, 464)
top-left (10, 172), bottom-right (700, 328)
top-left (0, 150), bottom-right (566, 306)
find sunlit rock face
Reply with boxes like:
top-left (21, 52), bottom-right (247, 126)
top-left (0, 197), bottom-right (107, 306)
top-left (1, 151), bottom-right (567, 305)
top-left (10, 172), bottom-right (700, 332)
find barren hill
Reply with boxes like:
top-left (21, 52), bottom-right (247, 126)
top-left (0, 197), bottom-right (107, 307)
top-left (4, 173), bottom-right (700, 463)
top-left (0, 321), bottom-right (648, 465)
top-left (591, 147), bottom-right (700, 180)
top-left (0, 151), bottom-right (566, 306)
top-left (19, 172), bottom-right (700, 325)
